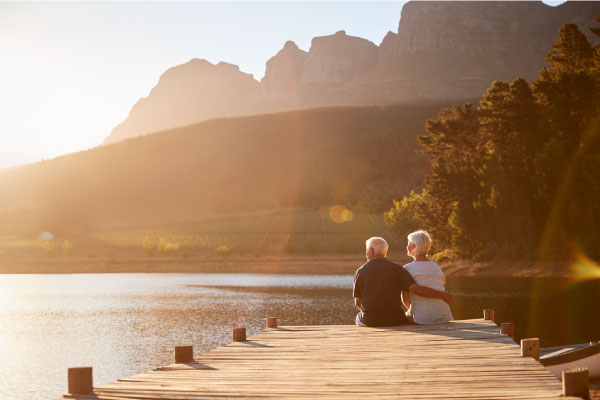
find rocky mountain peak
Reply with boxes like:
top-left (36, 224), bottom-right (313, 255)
top-left (261, 40), bottom-right (308, 101)
top-left (283, 40), bottom-right (300, 50)
top-left (301, 31), bottom-right (378, 85)
top-left (105, 58), bottom-right (261, 144)
top-left (105, 1), bottom-right (600, 144)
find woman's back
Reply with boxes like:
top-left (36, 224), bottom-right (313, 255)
top-left (404, 260), bottom-right (453, 324)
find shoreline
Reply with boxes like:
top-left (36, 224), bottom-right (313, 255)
top-left (0, 254), bottom-right (573, 277)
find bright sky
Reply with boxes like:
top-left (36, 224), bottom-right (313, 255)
top-left (0, 1), bottom-right (410, 170)
top-left (0, 1), bottom-right (566, 170)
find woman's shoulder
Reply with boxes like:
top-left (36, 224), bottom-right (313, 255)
top-left (403, 260), bottom-right (443, 275)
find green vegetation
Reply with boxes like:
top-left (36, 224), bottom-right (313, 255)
top-left (214, 245), bottom-right (230, 256)
top-left (386, 19), bottom-right (600, 263)
top-left (142, 235), bottom-right (153, 256)
top-left (62, 240), bottom-right (72, 254)
top-left (92, 208), bottom-right (394, 256)
top-left (0, 208), bottom-right (397, 260)
top-left (158, 237), bottom-right (180, 255)
top-left (43, 240), bottom-right (54, 255)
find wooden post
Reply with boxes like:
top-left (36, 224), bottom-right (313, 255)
top-left (233, 327), bottom-right (246, 342)
top-left (500, 322), bottom-right (514, 339)
top-left (174, 345), bottom-right (193, 363)
top-left (521, 338), bottom-right (540, 361)
top-left (483, 309), bottom-right (495, 322)
top-left (562, 367), bottom-right (589, 399)
top-left (68, 367), bottom-right (93, 395)
top-left (267, 317), bottom-right (278, 328)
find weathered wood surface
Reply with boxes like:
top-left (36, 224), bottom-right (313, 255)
top-left (57, 319), bottom-right (577, 399)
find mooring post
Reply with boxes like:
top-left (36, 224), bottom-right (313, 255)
top-left (500, 322), bottom-right (514, 339)
top-left (483, 308), bottom-right (495, 322)
top-left (233, 327), bottom-right (246, 342)
top-left (68, 367), bottom-right (93, 395)
top-left (267, 317), bottom-right (278, 328)
top-left (562, 367), bottom-right (590, 399)
top-left (520, 338), bottom-right (540, 361)
top-left (174, 345), bottom-right (193, 363)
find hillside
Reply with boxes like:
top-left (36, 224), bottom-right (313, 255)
top-left (105, 1), bottom-right (600, 143)
top-left (0, 103), bottom-right (447, 235)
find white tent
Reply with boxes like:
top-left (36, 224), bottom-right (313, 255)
top-left (36, 232), bottom-right (54, 240)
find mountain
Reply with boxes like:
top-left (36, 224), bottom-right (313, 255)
top-left (0, 103), bottom-right (446, 234)
top-left (104, 1), bottom-right (600, 144)
top-left (109, 59), bottom-right (263, 142)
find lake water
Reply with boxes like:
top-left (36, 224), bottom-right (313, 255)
top-left (0, 273), bottom-right (599, 400)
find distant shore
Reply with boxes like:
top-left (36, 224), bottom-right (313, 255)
top-left (0, 254), bottom-right (572, 276)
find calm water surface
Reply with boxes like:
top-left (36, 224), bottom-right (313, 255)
top-left (0, 273), bottom-right (598, 400)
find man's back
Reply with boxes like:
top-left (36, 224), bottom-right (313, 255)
top-left (353, 258), bottom-right (415, 327)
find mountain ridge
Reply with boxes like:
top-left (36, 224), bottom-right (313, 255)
top-left (104, 1), bottom-right (600, 144)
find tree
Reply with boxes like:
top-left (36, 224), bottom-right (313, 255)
top-left (417, 103), bottom-right (485, 254)
top-left (393, 18), bottom-right (600, 264)
top-left (543, 23), bottom-right (593, 74)
top-left (590, 16), bottom-right (600, 39)
top-left (477, 78), bottom-right (540, 256)
top-left (534, 24), bottom-right (596, 150)
top-left (384, 190), bottom-right (428, 240)
top-left (590, 17), bottom-right (600, 82)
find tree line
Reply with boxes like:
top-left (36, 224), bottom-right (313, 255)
top-left (386, 18), bottom-right (600, 264)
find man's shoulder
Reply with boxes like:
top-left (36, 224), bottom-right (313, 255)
top-left (378, 258), bottom-right (403, 269)
top-left (356, 258), bottom-right (402, 272)
top-left (386, 259), bottom-right (403, 268)
top-left (354, 262), bottom-right (368, 276)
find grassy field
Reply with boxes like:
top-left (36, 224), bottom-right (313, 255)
top-left (0, 208), bottom-right (403, 259)
top-left (0, 208), bottom-right (405, 274)
top-left (93, 208), bottom-right (402, 254)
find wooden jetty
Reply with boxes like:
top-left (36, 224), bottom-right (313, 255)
top-left (57, 317), bottom-right (587, 399)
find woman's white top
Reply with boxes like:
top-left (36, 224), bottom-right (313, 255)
top-left (404, 260), bottom-right (454, 324)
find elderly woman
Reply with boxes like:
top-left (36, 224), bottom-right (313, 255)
top-left (402, 230), bottom-right (453, 324)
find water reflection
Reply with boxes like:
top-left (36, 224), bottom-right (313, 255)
top-left (0, 273), bottom-right (598, 400)
top-left (447, 276), bottom-right (600, 347)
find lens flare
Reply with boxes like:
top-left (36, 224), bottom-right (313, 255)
top-left (570, 247), bottom-right (600, 282)
top-left (341, 208), bottom-right (354, 222)
top-left (329, 205), bottom-right (353, 224)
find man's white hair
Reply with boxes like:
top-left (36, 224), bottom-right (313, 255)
top-left (407, 230), bottom-right (432, 256)
top-left (365, 237), bottom-right (388, 257)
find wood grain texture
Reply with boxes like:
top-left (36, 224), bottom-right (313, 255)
top-left (56, 319), bottom-right (578, 399)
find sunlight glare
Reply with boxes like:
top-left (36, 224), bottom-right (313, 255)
top-left (570, 247), bottom-right (600, 282)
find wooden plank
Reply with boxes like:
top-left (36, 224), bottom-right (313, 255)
top-left (56, 320), bottom-right (579, 400)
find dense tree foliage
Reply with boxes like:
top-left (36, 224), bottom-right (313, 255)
top-left (386, 19), bottom-right (600, 263)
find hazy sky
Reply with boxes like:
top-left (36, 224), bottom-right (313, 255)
top-left (0, 1), bottom-right (411, 170)
top-left (0, 1), bottom-right (565, 170)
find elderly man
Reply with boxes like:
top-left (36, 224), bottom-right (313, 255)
top-left (353, 236), bottom-right (452, 327)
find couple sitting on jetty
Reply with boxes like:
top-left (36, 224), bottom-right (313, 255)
top-left (354, 230), bottom-right (453, 327)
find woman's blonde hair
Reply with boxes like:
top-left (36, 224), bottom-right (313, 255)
top-left (407, 230), bottom-right (432, 256)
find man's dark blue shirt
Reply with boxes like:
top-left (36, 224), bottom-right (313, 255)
top-left (353, 257), bottom-right (416, 327)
